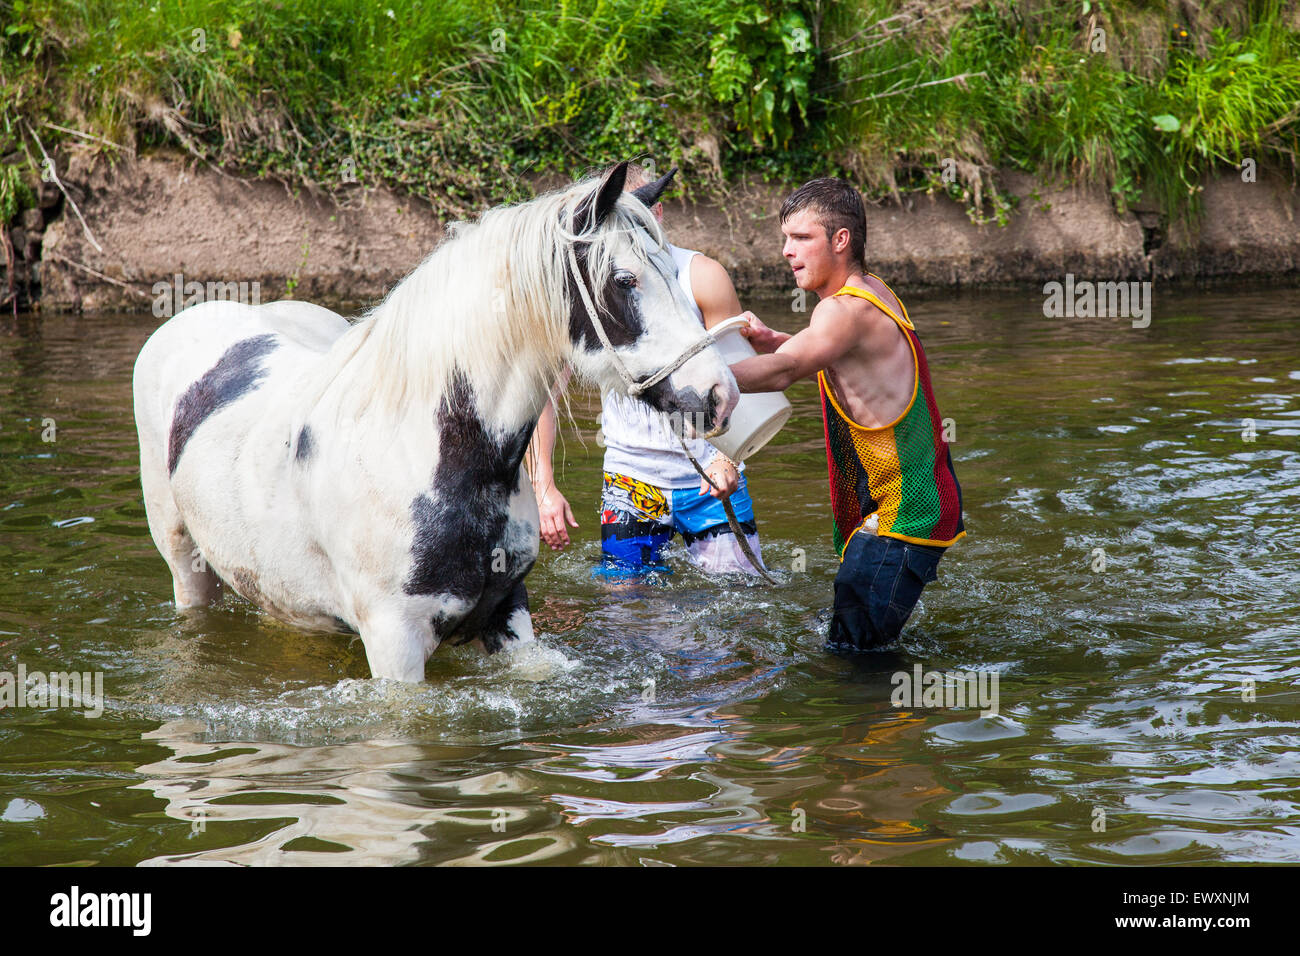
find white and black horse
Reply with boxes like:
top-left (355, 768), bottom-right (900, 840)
top-left (132, 162), bottom-right (738, 680)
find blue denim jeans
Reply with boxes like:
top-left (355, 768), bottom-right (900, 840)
top-left (826, 532), bottom-right (945, 655)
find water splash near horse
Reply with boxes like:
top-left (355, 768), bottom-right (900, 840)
top-left (132, 162), bottom-right (738, 680)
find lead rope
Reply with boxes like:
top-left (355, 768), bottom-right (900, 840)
top-left (672, 431), bottom-right (776, 585)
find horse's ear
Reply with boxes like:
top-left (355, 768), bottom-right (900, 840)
top-left (631, 167), bottom-right (678, 208)
top-left (574, 161), bottom-right (629, 232)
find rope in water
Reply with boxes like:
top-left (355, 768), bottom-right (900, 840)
top-left (673, 431), bottom-right (776, 585)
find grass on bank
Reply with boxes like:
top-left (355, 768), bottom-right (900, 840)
top-left (0, 0), bottom-right (1297, 229)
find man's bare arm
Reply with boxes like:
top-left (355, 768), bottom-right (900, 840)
top-left (690, 255), bottom-right (743, 330)
top-left (525, 368), bottom-right (578, 549)
top-left (731, 300), bottom-right (858, 393)
top-left (686, 255), bottom-right (745, 498)
top-left (527, 398), bottom-right (559, 489)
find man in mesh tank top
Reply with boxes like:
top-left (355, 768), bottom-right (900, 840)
top-left (730, 179), bottom-right (964, 655)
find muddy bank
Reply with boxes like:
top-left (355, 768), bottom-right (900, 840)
top-left (13, 153), bottom-right (1300, 314)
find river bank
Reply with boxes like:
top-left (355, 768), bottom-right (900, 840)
top-left (11, 152), bottom-right (1300, 314)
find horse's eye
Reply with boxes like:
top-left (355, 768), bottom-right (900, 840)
top-left (614, 272), bottom-right (637, 290)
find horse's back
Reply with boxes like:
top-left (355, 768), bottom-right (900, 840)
top-left (255, 299), bottom-right (352, 352)
top-left (135, 299), bottom-right (347, 404)
top-left (133, 299), bottom-right (352, 486)
top-left (139, 299), bottom-right (348, 367)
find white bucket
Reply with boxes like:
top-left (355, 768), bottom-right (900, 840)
top-left (706, 315), bottom-right (792, 462)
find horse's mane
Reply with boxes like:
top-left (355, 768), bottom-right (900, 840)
top-left (312, 175), bottom-right (667, 431)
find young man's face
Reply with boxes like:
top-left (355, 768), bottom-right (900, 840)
top-left (781, 207), bottom-right (848, 292)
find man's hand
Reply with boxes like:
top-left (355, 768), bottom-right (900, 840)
top-left (738, 311), bottom-right (788, 354)
top-left (534, 480), bottom-right (578, 550)
top-left (700, 456), bottom-right (739, 500)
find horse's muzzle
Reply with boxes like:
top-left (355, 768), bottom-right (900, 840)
top-left (703, 383), bottom-right (734, 438)
top-left (637, 371), bottom-right (738, 443)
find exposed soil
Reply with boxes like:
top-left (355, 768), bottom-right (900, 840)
top-left (12, 151), bottom-right (1300, 314)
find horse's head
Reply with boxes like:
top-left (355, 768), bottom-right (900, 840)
top-left (561, 162), bottom-right (739, 439)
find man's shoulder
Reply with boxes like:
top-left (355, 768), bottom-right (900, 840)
top-left (688, 253), bottom-right (733, 287)
top-left (814, 281), bottom-right (898, 331)
top-left (689, 254), bottom-right (741, 323)
top-left (811, 285), bottom-right (872, 323)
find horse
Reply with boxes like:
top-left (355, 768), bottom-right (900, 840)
top-left (132, 162), bottom-right (739, 681)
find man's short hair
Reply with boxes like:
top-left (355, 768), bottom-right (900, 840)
top-left (780, 178), bottom-right (866, 265)
top-left (595, 160), bottom-right (654, 191)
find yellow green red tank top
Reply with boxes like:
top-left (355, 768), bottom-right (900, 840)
top-left (818, 275), bottom-right (965, 556)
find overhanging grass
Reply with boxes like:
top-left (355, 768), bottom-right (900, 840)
top-left (823, 0), bottom-right (1300, 225)
top-left (1, 0), bottom-right (1297, 229)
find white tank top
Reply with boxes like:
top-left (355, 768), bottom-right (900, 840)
top-left (600, 244), bottom-right (743, 488)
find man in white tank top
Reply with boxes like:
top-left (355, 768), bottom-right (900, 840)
top-left (529, 163), bottom-right (766, 576)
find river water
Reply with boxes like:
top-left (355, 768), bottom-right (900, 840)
top-left (1, 284), bottom-right (1298, 865)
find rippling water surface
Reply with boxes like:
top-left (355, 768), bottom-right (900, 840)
top-left (1, 285), bottom-right (1298, 865)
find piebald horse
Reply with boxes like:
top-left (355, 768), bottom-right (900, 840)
top-left (132, 163), bottom-right (738, 681)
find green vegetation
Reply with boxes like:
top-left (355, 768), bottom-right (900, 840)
top-left (0, 162), bottom-right (31, 222)
top-left (1, 0), bottom-right (1297, 226)
top-left (824, 0), bottom-right (1300, 223)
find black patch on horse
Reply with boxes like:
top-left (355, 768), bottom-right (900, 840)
top-left (168, 334), bottom-right (279, 475)
top-left (565, 242), bottom-right (646, 353)
top-left (404, 371), bottom-right (535, 615)
top-left (639, 379), bottom-right (725, 436)
top-left (472, 580), bottom-right (530, 653)
top-left (295, 425), bottom-right (314, 462)
top-left (448, 540), bottom-right (535, 647)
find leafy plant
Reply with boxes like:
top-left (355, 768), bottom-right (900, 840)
top-left (0, 164), bottom-right (33, 224)
top-left (707, 2), bottom-right (816, 147)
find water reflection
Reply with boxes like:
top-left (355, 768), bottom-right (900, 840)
top-left (135, 721), bottom-right (438, 865)
top-left (131, 693), bottom-right (955, 865)
top-left (134, 720), bottom-right (578, 866)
